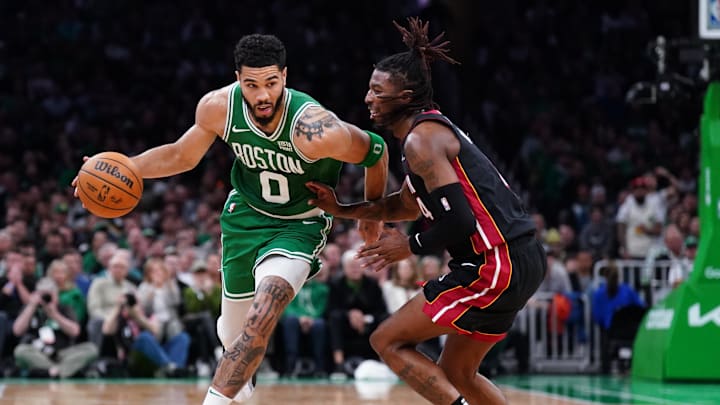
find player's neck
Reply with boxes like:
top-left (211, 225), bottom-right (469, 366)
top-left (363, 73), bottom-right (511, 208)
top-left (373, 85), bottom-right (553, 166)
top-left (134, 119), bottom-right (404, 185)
top-left (390, 115), bottom-right (418, 141)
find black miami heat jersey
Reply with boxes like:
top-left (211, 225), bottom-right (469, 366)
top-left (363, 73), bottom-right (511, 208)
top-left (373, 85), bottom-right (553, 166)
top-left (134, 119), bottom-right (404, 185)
top-left (402, 110), bottom-right (535, 258)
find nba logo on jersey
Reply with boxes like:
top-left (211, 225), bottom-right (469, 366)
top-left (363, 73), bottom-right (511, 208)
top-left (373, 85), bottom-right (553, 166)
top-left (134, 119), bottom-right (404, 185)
top-left (440, 197), bottom-right (451, 212)
top-left (228, 202), bottom-right (236, 213)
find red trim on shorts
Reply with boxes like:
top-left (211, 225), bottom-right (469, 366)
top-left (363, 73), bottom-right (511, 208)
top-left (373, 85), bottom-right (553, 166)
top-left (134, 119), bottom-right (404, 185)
top-left (422, 243), bottom-right (513, 339)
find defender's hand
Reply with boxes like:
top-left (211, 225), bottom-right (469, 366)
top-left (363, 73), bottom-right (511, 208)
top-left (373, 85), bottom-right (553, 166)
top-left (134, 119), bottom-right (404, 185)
top-left (357, 227), bottom-right (412, 272)
top-left (306, 181), bottom-right (343, 215)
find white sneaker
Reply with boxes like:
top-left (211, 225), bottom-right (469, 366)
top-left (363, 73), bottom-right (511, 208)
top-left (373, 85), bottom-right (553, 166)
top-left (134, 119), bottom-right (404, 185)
top-left (233, 382), bottom-right (255, 403)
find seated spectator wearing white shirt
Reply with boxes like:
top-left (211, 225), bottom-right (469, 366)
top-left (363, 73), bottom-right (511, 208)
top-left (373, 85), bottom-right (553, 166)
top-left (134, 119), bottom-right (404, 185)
top-left (381, 258), bottom-right (420, 314)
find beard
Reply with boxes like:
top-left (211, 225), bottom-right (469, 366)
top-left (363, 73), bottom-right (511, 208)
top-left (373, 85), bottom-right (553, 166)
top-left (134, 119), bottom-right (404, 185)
top-left (371, 97), bottom-right (413, 130)
top-left (371, 103), bottom-right (412, 130)
top-left (243, 91), bottom-right (284, 127)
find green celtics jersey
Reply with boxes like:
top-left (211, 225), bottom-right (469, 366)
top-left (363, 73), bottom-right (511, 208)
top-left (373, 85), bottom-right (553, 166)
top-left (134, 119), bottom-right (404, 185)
top-left (221, 85), bottom-right (343, 217)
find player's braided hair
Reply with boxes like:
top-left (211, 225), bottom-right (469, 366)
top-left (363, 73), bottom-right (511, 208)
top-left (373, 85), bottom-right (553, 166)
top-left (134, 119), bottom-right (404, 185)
top-left (375, 17), bottom-right (459, 113)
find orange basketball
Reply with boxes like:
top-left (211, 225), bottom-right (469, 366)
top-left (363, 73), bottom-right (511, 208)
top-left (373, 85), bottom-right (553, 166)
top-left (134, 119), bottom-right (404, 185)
top-left (77, 151), bottom-right (143, 218)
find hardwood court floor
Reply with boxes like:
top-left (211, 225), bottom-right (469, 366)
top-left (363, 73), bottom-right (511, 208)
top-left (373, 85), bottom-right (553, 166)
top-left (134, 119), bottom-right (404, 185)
top-left (0, 378), bottom-right (586, 405)
top-left (2, 375), bottom-right (719, 404)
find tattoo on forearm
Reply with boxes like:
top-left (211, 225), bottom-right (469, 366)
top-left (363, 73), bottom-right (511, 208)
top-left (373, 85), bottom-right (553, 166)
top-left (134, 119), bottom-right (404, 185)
top-left (295, 107), bottom-right (339, 141)
top-left (213, 277), bottom-right (293, 392)
top-left (397, 363), bottom-right (446, 403)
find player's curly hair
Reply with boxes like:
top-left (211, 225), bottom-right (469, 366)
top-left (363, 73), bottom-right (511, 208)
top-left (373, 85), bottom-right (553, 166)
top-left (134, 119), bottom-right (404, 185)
top-left (375, 17), bottom-right (459, 113)
top-left (234, 34), bottom-right (286, 71)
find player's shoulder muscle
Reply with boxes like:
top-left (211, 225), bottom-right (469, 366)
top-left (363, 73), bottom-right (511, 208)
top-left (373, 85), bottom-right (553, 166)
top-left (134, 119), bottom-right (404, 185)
top-left (196, 84), bottom-right (233, 135)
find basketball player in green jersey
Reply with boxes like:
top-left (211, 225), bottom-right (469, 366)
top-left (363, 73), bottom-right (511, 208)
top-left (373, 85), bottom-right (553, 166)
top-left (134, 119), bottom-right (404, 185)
top-left (72, 34), bottom-right (388, 404)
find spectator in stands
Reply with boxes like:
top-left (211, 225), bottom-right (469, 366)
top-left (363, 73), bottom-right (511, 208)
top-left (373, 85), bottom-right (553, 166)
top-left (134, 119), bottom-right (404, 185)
top-left (18, 242), bottom-right (42, 279)
top-left (182, 259), bottom-right (222, 375)
top-left (164, 252), bottom-right (191, 290)
top-left (1, 251), bottom-right (37, 367)
top-left (62, 249), bottom-right (91, 297)
top-left (45, 259), bottom-right (86, 325)
top-left (38, 231), bottom-right (65, 273)
top-left (327, 250), bottom-right (388, 379)
top-left (319, 242), bottom-right (342, 280)
top-left (381, 258), bottom-right (420, 314)
top-left (86, 250), bottom-right (136, 353)
top-left (0, 230), bottom-right (12, 271)
top-left (591, 263), bottom-right (645, 374)
top-left (182, 260), bottom-right (221, 319)
top-left (82, 230), bottom-right (109, 275)
top-left (12, 278), bottom-right (97, 378)
top-left (531, 213), bottom-right (547, 242)
top-left (136, 258), bottom-right (186, 352)
top-left (579, 205), bottom-right (614, 261)
top-left (543, 228), bottom-right (565, 261)
top-left (568, 251), bottom-right (595, 294)
top-left (616, 177), bottom-right (664, 259)
top-left (559, 224), bottom-right (579, 257)
top-left (534, 247), bottom-right (571, 296)
top-left (644, 224), bottom-right (692, 300)
top-left (126, 227), bottom-right (151, 267)
top-left (279, 264), bottom-right (329, 378)
top-left (646, 166), bottom-right (680, 217)
top-left (101, 286), bottom-right (189, 377)
top-left (418, 255), bottom-right (443, 283)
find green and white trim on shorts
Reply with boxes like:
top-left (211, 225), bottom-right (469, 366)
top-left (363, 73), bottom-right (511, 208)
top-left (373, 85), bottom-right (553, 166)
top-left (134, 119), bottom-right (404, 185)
top-left (219, 190), bottom-right (333, 300)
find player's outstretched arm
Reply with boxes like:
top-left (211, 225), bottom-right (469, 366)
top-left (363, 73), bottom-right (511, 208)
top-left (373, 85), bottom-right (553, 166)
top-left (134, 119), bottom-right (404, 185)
top-left (130, 90), bottom-right (224, 179)
top-left (307, 180), bottom-right (419, 222)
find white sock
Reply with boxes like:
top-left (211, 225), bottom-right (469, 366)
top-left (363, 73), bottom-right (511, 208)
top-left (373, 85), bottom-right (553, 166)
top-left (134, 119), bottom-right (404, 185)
top-left (202, 386), bottom-right (232, 405)
top-left (233, 381), bottom-right (255, 403)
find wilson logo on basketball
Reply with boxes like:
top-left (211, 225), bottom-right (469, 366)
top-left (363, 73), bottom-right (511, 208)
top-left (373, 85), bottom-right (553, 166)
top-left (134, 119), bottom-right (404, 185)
top-left (94, 161), bottom-right (135, 188)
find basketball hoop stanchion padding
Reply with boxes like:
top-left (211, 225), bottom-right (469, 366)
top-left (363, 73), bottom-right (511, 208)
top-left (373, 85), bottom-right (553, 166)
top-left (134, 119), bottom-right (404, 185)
top-left (632, 81), bottom-right (720, 381)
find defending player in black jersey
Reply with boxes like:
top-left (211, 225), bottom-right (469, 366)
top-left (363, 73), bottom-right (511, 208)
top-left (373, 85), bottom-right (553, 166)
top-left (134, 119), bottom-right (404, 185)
top-left (307, 18), bottom-right (546, 405)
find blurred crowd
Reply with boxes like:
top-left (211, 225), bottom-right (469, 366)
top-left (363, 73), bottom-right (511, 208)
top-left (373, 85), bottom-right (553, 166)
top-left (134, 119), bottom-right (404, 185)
top-left (0, 0), bottom-right (701, 378)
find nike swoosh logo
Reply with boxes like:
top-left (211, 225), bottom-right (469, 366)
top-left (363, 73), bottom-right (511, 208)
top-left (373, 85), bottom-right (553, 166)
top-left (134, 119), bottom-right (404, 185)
top-left (302, 220), bottom-right (315, 225)
top-left (461, 262), bottom-right (475, 267)
top-left (438, 274), bottom-right (447, 282)
top-left (231, 125), bottom-right (251, 133)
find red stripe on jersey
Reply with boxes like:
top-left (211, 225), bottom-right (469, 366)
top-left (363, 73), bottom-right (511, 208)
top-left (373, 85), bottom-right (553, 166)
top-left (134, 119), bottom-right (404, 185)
top-left (451, 157), bottom-right (506, 250)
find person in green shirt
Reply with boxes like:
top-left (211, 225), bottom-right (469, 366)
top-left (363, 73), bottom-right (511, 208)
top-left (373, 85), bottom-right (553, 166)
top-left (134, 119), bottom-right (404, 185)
top-left (46, 259), bottom-right (86, 324)
top-left (279, 269), bottom-right (329, 377)
top-left (183, 261), bottom-right (222, 319)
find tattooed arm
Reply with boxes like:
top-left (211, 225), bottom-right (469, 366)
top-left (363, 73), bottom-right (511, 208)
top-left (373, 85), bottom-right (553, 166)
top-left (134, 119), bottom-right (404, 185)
top-left (295, 105), bottom-right (389, 241)
top-left (402, 120), bottom-right (461, 192)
